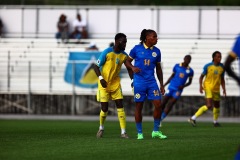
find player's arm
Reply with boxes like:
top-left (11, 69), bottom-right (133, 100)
top-left (164, 73), bottom-right (175, 87)
top-left (156, 62), bottom-right (165, 95)
top-left (224, 53), bottom-right (240, 86)
top-left (124, 57), bottom-right (134, 87)
top-left (124, 57), bottom-right (134, 79)
top-left (125, 56), bottom-right (141, 74)
top-left (199, 74), bottom-right (205, 94)
top-left (221, 75), bottom-right (227, 97)
top-left (93, 64), bottom-right (107, 88)
top-left (182, 77), bottom-right (193, 89)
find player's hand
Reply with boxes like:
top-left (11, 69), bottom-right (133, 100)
top-left (178, 85), bottom-right (184, 90)
top-left (131, 79), bottom-right (133, 88)
top-left (160, 86), bottom-right (165, 95)
top-left (132, 66), bottom-right (141, 73)
top-left (223, 89), bottom-right (226, 98)
top-left (100, 79), bottom-right (107, 88)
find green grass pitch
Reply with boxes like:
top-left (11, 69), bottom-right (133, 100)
top-left (0, 120), bottom-right (239, 160)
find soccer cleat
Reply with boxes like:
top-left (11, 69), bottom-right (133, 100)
top-left (213, 122), bottom-right (221, 127)
top-left (188, 118), bottom-right (196, 127)
top-left (96, 129), bottom-right (104, 138)
top-left (121, 133), bottom-right (129, 139)
top-left (137, 133), bottom-right (144, 140)
top-left (151, 131), bottom-right (167, 139)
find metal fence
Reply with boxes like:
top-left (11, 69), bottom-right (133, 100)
top-left (0, 94), bottom-right (239, 117)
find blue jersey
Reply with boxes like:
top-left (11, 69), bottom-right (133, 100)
top-left (129, 43), bottom-right (162, 102)
top-left (129, 43), bottom-right (161, 84)
top-left (168, 63), bottom-right (194, 90)
top-left (232, 35), bottom-right (240, 58)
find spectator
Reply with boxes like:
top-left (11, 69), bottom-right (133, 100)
top-left (55, 14), bottom-right (69, 43)
top-left (0, 17), bottom-right (3, 37)
top-left (71, 13), bottom-right (88, 39)
top-left (86, 42), bottom-right (99, 51)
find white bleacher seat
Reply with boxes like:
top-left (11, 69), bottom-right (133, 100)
top-left (0, 38), bottom-right (239, 96)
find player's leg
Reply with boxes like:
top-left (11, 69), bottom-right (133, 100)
top-left (114, 99), bottom-right (129, 138)
top-left (189, 90), bottom-right (212, 126)
top-left (148, 83), bottom-right (167, 139)
top-left (152, 99), bottom-right (167, 139)
top-left (133, 83), bottom-right (146, 139)
top-left (161, 90), bottom-right (180, 121)
top-left (162, 98), bottom-right (178, 121)
top-left (160, 95), bottom-right (170, 121)
top-left (147, 83), bottom-right (162, 131)
top-left (135, 102), bottom-right (144, 139)
top-left (96, 89), bottom-right (109, 138)
top-left (212, 92), bottom-right (221, 127)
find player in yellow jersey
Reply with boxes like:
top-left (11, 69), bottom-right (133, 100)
top-left (93, 33), bottom-right (131, 138)
top-left (188, 51), bottom-right (226, 127)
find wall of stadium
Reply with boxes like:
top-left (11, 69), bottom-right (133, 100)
top-left (0, 6), bottom-right (240, 39)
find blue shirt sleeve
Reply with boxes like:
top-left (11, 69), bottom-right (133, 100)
top-left (232, 35), bottom-right (240, 57)
top-left (202, 63), bottom-right (210, 75)
top-left (96, 47), bottom-right (111, 67)
top-left (190, 68), bottom-right (194, 77)
top-left (129, 45), bottom-right (137, 59)
top-left (173, 64), bottom-right (177, 73)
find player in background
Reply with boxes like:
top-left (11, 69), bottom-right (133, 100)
top-left (125, 29), bottom-right (167, 140)
top-left (188, 51), bottom-right (226, 127)
top-left (224, 34), bottom-right (240, 86)
top-left (160, 55), bottom-right (194, 124)
top-left (94, 33), bottom-right (131, 138)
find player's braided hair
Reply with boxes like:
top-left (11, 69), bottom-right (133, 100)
top-left (140, 29), bottom-right (155, 44)
top-left (212, 51), bottom-right (221, 62)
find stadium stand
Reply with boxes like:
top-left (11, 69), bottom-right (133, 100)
top-left (0, 38), bottom-right (238, 95)
top-left (0, 38), bottom-right (239, 115)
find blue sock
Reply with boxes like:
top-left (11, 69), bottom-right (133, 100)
top-left (136, 122), bottom-right (142, 134)
top-left (153, 119), bottom-right (160, 131)
top-left (161, 111), bottom-right (167, 121)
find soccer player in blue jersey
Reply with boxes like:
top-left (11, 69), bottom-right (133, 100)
top-left (188, 51), bottom-right (226, 127)
top-left (160, 55), bottom-right (194, 123)
top-left (94, 33), bottom-right (131, 138)
top-left (125, 29), bottom-right (167, 140)
top-left (224, 34), bottom-right (240, 86)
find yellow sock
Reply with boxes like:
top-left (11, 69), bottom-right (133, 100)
top-left (213, 107), bottom-right (220, 121)
top-left (117, 108), bottom-right (126, 133)
top-left (195, 105), bottom-right (208, 118)
top-left (99, 110), bottom-right (108, 127)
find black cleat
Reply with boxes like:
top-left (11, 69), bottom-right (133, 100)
top-left (188, 118), bottom-right (196, 127)
top-left (213, 122), bottom-right (221, 127)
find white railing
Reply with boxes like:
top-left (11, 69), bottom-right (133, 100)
top-left (0, 38), bottom-right (239, 96)
top-left (0, 6), bottom-right (240, 39)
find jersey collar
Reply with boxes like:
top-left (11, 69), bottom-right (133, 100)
top-left (180, 63), bottom-right (190, 69)
top-left (143, 43), bottom-right (153, 50)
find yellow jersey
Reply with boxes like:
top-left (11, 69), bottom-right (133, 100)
top-left (96, 47), bottom-right (128, 92)
top-left (202, 62), bottom-right (225, 92)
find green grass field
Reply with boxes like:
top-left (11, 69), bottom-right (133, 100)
top-left (0, 120), bottom-right (239, 160)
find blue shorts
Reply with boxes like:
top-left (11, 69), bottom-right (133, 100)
top-left (133, 81), bottom-right (161, 102)
top-left (165, 89), bottom-right (182, 100)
